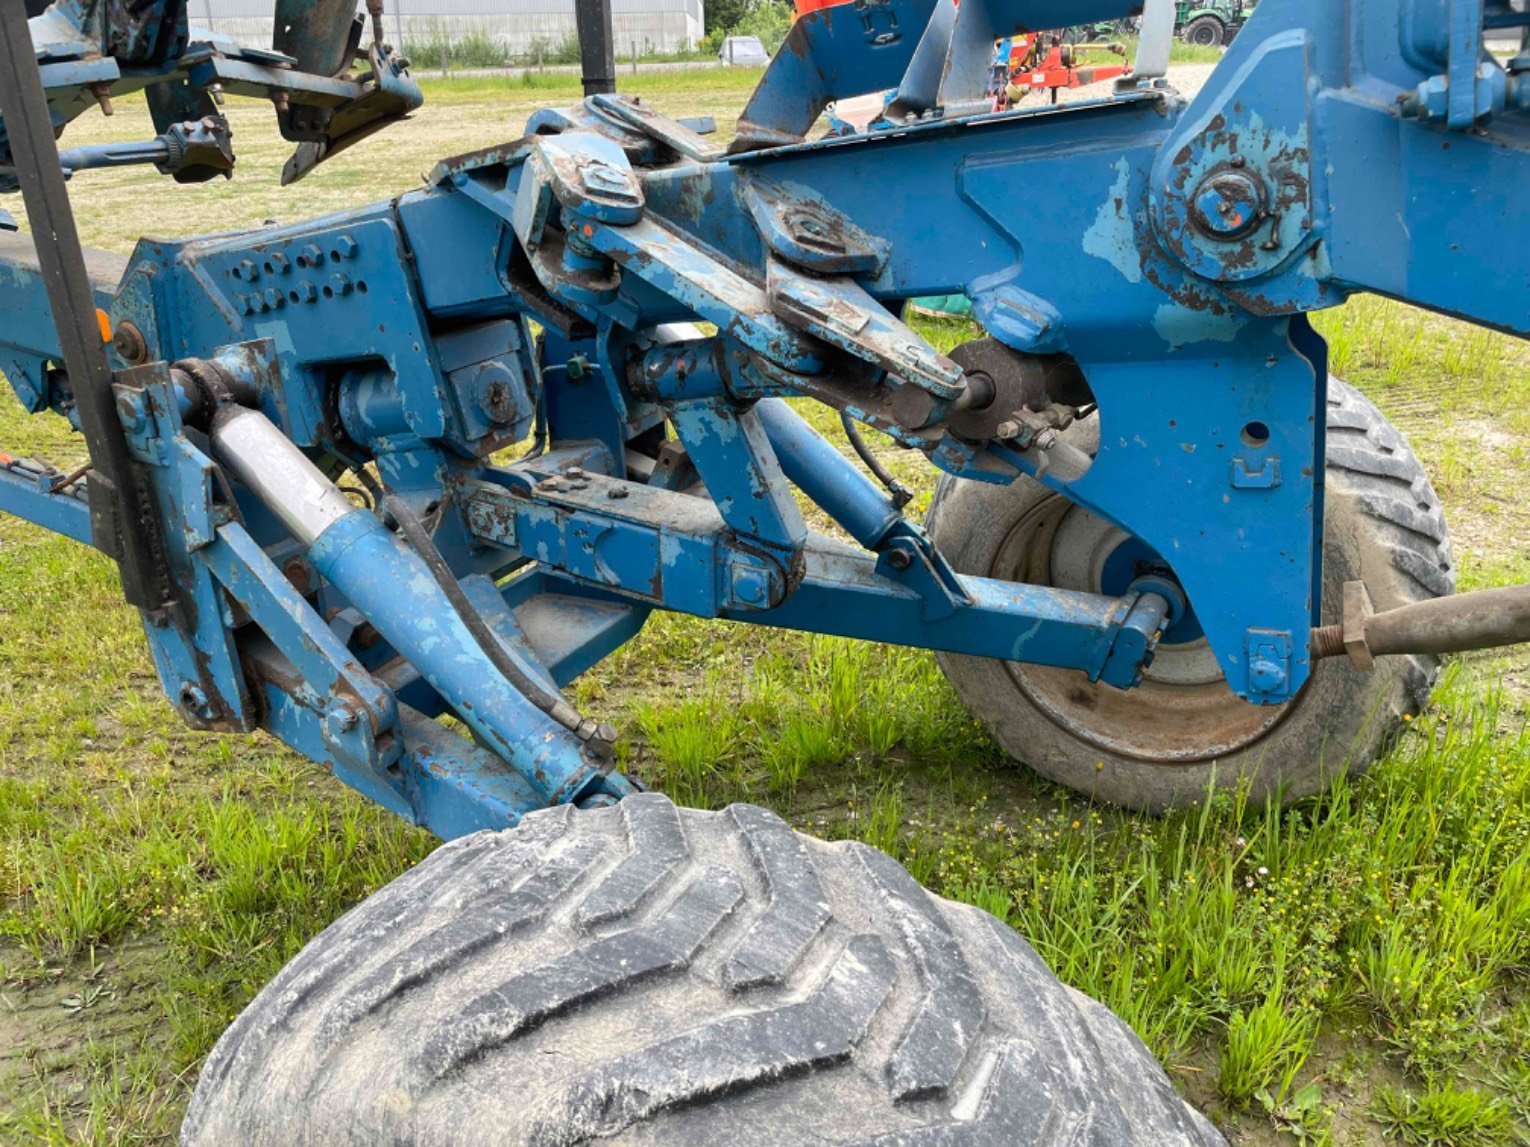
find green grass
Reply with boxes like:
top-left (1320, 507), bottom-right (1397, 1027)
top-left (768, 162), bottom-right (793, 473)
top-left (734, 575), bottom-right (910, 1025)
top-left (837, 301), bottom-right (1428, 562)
top-left (1, 58), bottom-right (1527, 1145)
top-left (1374, 1080), bottom-right (1519, 1147)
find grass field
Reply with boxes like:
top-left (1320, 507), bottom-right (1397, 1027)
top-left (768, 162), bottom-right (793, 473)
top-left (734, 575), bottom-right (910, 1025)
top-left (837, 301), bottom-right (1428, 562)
top-left (1, 67), bottom-right (1527, 1145)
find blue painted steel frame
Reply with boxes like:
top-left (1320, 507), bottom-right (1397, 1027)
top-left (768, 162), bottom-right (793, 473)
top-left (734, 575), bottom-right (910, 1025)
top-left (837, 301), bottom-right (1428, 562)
top-left (0, 0), bottom-right (1525, 839)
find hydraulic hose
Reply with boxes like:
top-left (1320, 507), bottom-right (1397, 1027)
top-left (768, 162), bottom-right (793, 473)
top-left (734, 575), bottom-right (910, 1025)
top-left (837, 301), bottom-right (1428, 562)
top-left (840, 412), bottom-right (914, 510)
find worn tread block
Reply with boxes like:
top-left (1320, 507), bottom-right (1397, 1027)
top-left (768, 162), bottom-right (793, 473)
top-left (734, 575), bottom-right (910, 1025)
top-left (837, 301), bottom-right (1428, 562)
top-left (854, 843), bottom-right (987, 1101)
top-left (722, 804), bottom-right (832, 990)
top-left (523, 934), bottom-right (899, 1147)
top-left (192, 830), bottom-right (515, 1098)
top-left (310, 836), bottom-right (606, 1056)
top-left (419, 865), bottom-right (744, 1081)
top-left (575, 792), bottom-right (688, 929)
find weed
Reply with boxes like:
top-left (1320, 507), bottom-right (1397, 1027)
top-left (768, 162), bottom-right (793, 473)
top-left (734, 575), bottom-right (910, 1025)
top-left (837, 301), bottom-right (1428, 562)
top-left (1373, 1082), bottom-right (1517, 1147)
top-left (761, 714), bottom-right (842, 797)
top-left (632, 694), bottom-right (742, 806)
top-left (5, 843), bottom-right (139, 961)
top-left (1256, 1081), bottom-right (1331, 1145)
top-left (854, 784), bottom-right (905, 855)
top-left (1218, 992), bottom-right (1317, 1106)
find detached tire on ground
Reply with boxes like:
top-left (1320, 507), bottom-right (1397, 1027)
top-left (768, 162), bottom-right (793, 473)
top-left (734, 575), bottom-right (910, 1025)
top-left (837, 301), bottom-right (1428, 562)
top-left (182, 794), bottom-right (1223, 1145)
top-left (925, 377), bottom-right (1453, 812)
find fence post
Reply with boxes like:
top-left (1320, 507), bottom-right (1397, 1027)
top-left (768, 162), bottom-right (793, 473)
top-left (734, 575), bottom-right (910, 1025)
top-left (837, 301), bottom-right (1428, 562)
top-left (440, 41), bottom-right (449, 75)
top-left (631, 40), bottom-right (637, 73)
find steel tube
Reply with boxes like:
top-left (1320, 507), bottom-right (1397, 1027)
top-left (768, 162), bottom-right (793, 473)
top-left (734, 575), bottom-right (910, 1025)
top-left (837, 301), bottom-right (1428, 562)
top-left (207, 404), bottom-right (618, 805)
top-left (755, 397), bottom-right (901, 549)
top-left (57, 140), bottom-right (169, 174)
top-left (208, 405), bottom-right (354, 545)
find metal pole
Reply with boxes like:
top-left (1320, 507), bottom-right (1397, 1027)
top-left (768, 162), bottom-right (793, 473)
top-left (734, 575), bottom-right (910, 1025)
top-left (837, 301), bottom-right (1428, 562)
top-left (574, 0), bottom-right (617, 94)
top-left (0, 0), bottom-right (173, 611)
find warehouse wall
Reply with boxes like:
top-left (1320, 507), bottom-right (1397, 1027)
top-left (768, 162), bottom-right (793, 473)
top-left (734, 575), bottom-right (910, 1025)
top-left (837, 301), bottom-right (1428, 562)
top-left (191, 0), bottom-right (705, 58)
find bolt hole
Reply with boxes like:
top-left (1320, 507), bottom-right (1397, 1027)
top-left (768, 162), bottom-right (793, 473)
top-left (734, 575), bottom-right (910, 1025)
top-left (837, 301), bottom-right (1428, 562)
top-left (356, 280), bottom-right (368, 294)
top-left (263, 260), bottom-right (275, 274)
top-left (1240, 421), bottom-right (1271, 447)
top-left (288, 290), bottom-right (299, 303)
top-left (330, 250), bottom-right (342, 263)
top-left (322, 285), bottom-right (334, 299)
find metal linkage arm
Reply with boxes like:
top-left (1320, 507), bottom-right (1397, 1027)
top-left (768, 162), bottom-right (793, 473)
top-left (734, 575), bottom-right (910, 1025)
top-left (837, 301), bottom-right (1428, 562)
top-left (200, 396), bottom-right (630, 809)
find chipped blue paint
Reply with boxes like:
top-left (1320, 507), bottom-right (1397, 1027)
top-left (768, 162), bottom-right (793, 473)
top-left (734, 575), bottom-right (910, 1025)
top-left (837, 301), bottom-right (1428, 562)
top-left (1082, 158), bottom-right (1142, 285)
top-left (1151, 300), bottom-right (1249, 348)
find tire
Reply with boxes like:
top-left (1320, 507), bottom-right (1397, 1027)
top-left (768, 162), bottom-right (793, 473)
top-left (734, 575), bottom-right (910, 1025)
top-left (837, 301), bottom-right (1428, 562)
top-left (182, 794), bottom-right (1224, 1145)
top-left (925, 377), bottom-right (1453, 812)
top-left (1180, 16), bottom-right (1224, 47)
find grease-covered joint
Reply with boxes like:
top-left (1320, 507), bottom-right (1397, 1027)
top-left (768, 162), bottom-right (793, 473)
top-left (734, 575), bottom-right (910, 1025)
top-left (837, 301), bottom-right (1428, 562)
top-left (169, 355), bottom-right (258, 427)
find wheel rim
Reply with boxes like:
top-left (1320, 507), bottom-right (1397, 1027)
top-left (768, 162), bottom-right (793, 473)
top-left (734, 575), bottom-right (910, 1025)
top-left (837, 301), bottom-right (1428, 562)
top-left (990, 494), bottom-right (1292, 763)
top-left (1191, 23), bottom-right (1218, 44)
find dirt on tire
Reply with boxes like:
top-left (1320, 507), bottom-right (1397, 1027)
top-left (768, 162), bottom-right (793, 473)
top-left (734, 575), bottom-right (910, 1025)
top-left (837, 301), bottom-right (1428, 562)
top-left (182, 794), bottom-right (1223, 1145)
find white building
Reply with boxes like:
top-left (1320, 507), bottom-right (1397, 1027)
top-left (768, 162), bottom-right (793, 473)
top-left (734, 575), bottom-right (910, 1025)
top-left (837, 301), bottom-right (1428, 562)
top-left (192, 0), bottom-right (705, 60)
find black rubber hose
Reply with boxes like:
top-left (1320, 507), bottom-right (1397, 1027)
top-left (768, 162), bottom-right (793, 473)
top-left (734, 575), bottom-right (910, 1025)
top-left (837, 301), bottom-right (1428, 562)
top-left (379, 493), bottom-right (611, 752)
top-left (841, 413), bottom-right (914, 510)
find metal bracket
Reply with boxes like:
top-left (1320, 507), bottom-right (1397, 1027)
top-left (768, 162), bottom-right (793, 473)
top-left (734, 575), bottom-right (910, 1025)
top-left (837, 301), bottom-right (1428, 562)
top-left (1245, 628), bottom-right (1293, 697)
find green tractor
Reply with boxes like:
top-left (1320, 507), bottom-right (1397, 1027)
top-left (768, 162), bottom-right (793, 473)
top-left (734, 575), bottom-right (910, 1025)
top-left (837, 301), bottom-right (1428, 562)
top-left (1175, 0), bottom-right (1254, 47)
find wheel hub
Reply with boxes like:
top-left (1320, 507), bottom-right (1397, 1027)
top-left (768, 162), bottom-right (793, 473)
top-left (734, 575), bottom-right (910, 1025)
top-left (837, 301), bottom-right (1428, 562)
top-left (993, 496), bottom-right (1290, 763)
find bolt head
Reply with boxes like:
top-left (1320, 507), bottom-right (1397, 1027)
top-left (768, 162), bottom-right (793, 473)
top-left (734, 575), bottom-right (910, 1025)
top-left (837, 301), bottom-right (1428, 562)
top-left (1189, 169), bottom-right (1265, 240)
top-left (112, 321), bottom-right (149, 365)
top-left (334, 234), bottom-right (358, 259)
